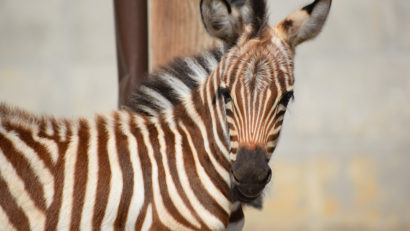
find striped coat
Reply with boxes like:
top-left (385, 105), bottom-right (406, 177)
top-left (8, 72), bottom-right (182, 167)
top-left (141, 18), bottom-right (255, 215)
top-left (0, 0), bottom-right (332, 230)
top-left (0, 90), bottom-right (233, 230)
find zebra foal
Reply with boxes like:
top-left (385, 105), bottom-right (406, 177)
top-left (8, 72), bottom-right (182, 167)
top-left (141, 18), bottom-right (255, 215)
top-left (0, 0), bottom-right (332, 230)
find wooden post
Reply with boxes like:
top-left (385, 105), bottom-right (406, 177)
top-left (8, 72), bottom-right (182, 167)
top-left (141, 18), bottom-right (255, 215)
top-left (114, 0), bottom-right (148, 107)
top-left (114, 0), bottom-right (216, 106)
top-left (149, 0), bottom-right (217, 69)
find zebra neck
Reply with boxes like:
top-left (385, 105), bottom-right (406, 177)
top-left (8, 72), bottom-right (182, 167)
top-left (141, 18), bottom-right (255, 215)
top-left (168, 68), bottom-right (232, 182)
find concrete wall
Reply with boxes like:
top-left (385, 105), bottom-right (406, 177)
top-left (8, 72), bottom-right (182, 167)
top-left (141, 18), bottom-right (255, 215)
top-left (244, 1), bottom-right (410, 230)
top-left (0, 0), bottom-right (117, 116)
top-left (0, 0), bottom-right (409, 230)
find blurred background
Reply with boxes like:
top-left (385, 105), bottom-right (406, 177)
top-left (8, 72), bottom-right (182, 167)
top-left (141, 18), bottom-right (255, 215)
top-left (0, 0), bottom-right (409, 230)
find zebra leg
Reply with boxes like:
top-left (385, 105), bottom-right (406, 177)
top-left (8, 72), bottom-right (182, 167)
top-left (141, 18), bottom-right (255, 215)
top-left (226, 203), bottom-right (244, 231)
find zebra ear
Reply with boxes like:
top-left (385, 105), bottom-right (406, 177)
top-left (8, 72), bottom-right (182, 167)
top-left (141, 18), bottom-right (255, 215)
top-left (200, 0), bottom-right (244, 46)
top-left (275, 0), bottom-right (332, 48)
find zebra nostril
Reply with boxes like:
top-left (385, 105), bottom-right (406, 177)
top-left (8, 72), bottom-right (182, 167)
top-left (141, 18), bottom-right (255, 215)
top-left (263, 169), bottom-right (272, 184)
top-left (230, 170), bottom-right (240, 185)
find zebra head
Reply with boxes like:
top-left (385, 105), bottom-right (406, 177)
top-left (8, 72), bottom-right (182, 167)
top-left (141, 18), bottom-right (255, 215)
top-left (201, 0), bottom-right (332, 204)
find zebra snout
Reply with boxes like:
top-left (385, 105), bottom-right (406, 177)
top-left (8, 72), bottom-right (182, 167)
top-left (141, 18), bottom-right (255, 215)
top-left (230, 147), bottom-right (272, 199)
top-left (230, 168), bottom-right (271, 186)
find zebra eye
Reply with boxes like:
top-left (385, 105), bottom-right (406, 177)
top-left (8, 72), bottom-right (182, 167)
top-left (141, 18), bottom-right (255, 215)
top-left (219, 87), bottom-right (232, 103)
top-left (279, 91), bottom-right (294, 107)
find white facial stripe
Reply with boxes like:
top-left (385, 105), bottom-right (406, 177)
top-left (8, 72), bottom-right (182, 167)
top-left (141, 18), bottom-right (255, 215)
top-left (223, 40), bottom-right (295, 152)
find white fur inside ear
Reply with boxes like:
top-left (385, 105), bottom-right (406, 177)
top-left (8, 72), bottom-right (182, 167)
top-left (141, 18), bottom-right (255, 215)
top-left (297, 0), bottom-right (331, 44)
top-left (295, 10), bottom-right (317, 45)
top-left (276, 0), bottom-right (331, 47)
top-left (240, 3), bottom-right (252, 25)
top-left (201, 0), bottom-right (242, 44)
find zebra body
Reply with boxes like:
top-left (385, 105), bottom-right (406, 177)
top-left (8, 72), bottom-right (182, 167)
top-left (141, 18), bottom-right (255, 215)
top-left (0, 93), bottom-right (232, 230)
top-left (0, 0), bottom-right (332, 230)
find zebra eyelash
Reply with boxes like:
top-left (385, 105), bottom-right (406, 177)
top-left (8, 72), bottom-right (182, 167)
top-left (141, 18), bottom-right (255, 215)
top-left (218, 87), bottom-right (232, 103)
top-left (279, 91), bottom-right (294, 107)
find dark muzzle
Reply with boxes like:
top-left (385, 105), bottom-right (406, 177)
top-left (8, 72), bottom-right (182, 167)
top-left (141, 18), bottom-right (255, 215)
top-left (230, 147), bottom-right (272, 202)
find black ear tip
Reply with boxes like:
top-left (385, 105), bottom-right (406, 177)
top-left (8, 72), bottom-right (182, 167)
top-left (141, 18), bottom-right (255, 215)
top-left (302, 1), bottom-right (317, 15)
top-left (222, 0), bottom-right (232, 13)
top-left (303, 0), bottom-right (332, 15)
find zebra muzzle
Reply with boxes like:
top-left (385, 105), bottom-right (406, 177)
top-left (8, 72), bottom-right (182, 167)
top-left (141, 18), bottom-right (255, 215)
top-left (230, 147), bottom-right (272, 201)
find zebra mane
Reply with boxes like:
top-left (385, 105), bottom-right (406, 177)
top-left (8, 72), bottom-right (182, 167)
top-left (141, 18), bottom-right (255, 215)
top-left (0, 103), bottom-right (46, 126)
top-left (126, 46), bottom-right (225, 116)
top-left (0, 103), bottom-right (73, 134)
top-left (126, 0), bottom-right (269, 117)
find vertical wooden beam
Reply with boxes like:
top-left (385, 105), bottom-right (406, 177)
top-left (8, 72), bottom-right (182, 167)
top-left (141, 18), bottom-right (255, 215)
top-left (114, 0), bottom-right (217, 106)
top-left (114, 0), bottom-right (148, 107)
top-left (150, 0), bottom-right (217, 69)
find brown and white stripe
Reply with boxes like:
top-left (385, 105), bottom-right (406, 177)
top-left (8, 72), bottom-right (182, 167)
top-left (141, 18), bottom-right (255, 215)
top-left (0, 97), bottom-right (231, 230)
top-left (0, 0), bottom-right (332, 230)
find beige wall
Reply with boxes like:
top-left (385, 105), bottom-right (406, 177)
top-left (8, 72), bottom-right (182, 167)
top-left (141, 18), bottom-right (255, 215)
top-left (0, 0), bottom-right (409, 230)
top-left (244, 1), bottom-right (410, 230)
top-left (0, 0), bottom-right (117, 117)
